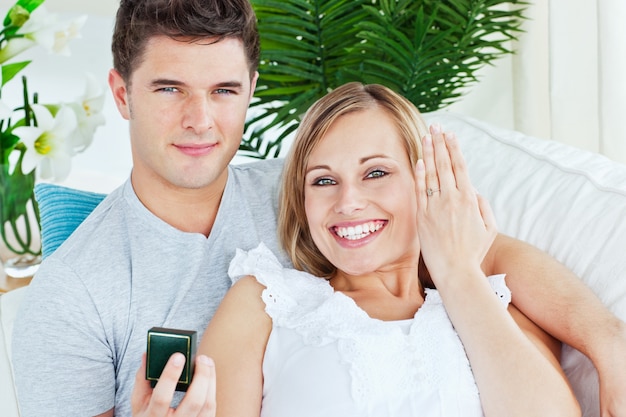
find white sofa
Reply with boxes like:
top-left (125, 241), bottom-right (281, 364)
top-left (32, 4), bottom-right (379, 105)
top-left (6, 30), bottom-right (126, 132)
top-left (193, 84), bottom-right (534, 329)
top-left (1, 111), bottom-right (625, 416)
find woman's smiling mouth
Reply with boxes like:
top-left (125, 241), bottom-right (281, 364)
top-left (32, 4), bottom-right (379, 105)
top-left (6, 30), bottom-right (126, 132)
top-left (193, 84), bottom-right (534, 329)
top-left (332, 221), bottom-right (387, 241)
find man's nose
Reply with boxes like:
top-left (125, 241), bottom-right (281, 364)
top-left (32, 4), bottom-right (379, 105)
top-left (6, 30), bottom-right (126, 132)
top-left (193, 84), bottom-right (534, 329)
top-left (182, 95), bottom-right (213, 133)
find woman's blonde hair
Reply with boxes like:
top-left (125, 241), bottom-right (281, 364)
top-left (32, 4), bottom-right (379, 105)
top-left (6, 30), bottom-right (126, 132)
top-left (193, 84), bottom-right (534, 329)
top-left (278, 82), bottom-right (429, 277)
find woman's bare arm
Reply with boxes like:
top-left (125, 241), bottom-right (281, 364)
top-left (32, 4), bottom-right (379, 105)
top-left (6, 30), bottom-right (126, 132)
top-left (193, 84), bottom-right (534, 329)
top-left (417, 126), bottom-right (580, 416)
top-left (197, 276), bottom-right (271, 417)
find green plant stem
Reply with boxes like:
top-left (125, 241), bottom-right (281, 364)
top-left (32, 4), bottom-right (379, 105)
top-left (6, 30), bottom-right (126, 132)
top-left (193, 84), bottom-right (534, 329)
top-left (3, 213), bottom-right (34, 255)
top-left (21, 75), bottom-right (31, 125)
top-left (0, 147), bottom-right (41, 257)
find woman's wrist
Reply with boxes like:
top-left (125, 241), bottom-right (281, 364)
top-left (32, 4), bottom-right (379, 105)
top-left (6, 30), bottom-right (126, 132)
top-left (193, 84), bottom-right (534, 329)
top-left (429, 264), bottom-right (487, 294)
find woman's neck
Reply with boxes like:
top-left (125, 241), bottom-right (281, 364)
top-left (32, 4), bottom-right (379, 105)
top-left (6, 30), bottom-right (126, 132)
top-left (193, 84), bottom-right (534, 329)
top-left (329, 267), bottom-right (425, 321)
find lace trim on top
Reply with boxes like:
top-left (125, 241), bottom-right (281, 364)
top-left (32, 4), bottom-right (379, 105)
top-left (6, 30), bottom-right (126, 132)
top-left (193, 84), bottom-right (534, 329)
top-left (229, 243), bottom-right (511, 409)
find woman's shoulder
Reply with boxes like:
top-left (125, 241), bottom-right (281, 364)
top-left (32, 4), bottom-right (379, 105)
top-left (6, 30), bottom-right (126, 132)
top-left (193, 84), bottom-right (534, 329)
top-left (210, 274), bottom-right (270, 341)
top-left (228, 243), bottom-right (334, 318)
top-left (228, 274), bottom-right (267, 299)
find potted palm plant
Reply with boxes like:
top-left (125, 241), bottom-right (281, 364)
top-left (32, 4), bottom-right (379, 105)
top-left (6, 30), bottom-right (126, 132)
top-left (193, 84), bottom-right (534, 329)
top-left (241, 0), bottom-right (527, 159)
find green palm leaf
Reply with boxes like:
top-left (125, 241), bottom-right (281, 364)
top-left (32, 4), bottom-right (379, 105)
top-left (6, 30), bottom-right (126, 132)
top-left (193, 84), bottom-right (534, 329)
top-left (241, 0), bottom-right (527, 159)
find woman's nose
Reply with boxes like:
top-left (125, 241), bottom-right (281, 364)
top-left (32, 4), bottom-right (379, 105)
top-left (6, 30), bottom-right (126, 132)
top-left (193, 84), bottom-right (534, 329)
top-left (334, 183), bottom-right (366, 215)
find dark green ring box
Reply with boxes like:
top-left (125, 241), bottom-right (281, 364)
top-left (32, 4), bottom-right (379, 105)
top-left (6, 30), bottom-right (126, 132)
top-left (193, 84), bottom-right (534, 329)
top-left (146, 327), bottom-right (197, 392)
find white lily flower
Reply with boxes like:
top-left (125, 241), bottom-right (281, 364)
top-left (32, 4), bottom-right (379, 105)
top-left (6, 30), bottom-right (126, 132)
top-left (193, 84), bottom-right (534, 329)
top-left (12, 104), bottom-right (77, 181)
top-left (68, 73), bottom-right (106, 152)
top-left (0, 37), bottom-right (36, 64)
top-left (16, 6), bottom-right (87, 56)
top-left (51, 15), bottom-right (87, 56)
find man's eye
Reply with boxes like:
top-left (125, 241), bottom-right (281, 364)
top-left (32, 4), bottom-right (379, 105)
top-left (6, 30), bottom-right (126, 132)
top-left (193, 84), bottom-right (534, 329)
top-left (215, 88), bottom-right (234, 95)
top-left (158, 87), bottom-right (179, 93)
top-left (366, 169), bottom-right (388, 179)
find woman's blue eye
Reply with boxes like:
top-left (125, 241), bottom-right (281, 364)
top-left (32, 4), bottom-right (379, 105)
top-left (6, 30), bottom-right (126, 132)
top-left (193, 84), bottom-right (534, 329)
top-left (367, 169), bottom-right (387, 178)
top-left (313, 178), bottom-right (335, 186)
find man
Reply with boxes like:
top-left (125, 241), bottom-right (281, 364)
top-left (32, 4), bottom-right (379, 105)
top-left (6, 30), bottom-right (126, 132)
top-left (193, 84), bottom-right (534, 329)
top-left (14, 0), bottom-right (267, 415)
top-left (12, 0), bottom-right (626, 416)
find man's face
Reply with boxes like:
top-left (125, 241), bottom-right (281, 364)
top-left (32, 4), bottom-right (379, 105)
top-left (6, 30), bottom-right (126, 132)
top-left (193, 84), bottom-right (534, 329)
top-left (110, 35), bottom-right (258, 195)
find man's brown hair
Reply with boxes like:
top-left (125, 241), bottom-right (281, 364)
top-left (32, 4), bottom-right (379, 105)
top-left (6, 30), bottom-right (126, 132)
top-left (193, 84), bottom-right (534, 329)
top-left (112, 0), bottom-right (260, 82)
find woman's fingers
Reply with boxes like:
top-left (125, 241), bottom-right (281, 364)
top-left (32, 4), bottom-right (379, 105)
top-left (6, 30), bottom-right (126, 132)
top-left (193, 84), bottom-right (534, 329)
top-left (421, 132), bottom-right (440, 197)
top-left (420, 124), bottom-right (474, 200)
top-left (415, 158), bottom-right (428, 216)
top-left (430, 124), bottom-right (456, 193)
top-left (443, 131), bottom-right (472, 193)
top-left (477, 193), bottom-right (497, 232)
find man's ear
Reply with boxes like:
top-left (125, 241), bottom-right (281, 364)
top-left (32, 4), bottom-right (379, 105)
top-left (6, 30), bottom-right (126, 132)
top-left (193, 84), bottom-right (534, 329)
top-left (108, 68), bottom-right (131, 120)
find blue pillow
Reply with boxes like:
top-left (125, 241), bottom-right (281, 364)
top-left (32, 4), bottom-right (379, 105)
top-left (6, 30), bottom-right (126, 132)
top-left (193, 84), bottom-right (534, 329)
top-left (34, 183), bottom-right (106, 259)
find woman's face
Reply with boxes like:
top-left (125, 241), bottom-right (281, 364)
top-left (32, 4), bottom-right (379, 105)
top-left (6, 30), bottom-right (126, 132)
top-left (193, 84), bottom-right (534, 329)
top-left (303, 106), bottom-right (421, 276)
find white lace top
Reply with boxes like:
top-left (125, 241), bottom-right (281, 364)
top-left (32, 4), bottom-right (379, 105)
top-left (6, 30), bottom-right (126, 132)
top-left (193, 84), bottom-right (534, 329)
top-left (228, 243), bottom-right (512, 417)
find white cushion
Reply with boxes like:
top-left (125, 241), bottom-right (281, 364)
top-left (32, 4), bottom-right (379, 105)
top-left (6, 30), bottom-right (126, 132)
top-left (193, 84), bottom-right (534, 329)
top-left (425, 111), bottom-right (626, 417)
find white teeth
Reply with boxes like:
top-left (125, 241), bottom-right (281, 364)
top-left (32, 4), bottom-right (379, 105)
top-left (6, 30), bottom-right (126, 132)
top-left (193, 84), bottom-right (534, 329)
top-left (336, 222), bottom-right (383, 240)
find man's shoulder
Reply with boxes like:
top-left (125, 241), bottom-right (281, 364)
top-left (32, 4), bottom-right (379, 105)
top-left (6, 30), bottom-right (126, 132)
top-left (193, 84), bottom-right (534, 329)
top-left (229, 158), bottom-right (285, 191)
top-left (231, 157), bottom-right (285, 174)
top-left (48, 185), bottom-right (131, 259)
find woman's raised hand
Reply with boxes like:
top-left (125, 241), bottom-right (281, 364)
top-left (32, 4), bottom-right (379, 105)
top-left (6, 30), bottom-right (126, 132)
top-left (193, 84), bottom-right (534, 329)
top-left (415, 124), bottom-right (497, 285)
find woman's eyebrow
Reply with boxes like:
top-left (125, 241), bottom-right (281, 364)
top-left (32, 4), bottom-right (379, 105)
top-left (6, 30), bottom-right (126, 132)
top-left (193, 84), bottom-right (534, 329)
top-left (305, 164), bottom-right (330, 175)
top-left (360, 154), bottom-right (389, 164)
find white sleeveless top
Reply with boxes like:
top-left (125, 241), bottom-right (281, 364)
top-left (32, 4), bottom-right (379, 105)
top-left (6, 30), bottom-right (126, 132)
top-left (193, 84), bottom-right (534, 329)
top-left (228, 243), bottom-right (512, 417)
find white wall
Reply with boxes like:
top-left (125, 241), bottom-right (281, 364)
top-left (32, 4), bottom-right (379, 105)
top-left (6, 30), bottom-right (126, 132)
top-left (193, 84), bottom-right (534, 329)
top-left (6, 0), bottom-right (120, 16)
top-left (0, 0), bottom-right (516, 193)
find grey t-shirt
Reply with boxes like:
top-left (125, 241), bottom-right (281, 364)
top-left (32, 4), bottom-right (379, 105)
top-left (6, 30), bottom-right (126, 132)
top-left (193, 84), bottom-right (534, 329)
top-left (12, 158), bottom-right (291, 417)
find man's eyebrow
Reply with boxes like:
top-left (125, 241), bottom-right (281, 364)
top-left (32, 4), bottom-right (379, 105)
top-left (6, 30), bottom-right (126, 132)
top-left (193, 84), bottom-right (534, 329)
top-left (150, 78), bottom-right (185, 87)
top-left (214, 81), bottom-right (244, 89)
top-left (149, 79), bottom-right (244, 88)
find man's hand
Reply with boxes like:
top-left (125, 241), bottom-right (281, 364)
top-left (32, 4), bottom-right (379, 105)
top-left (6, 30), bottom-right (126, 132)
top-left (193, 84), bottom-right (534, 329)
top-left (131, 352), bottom-right (216, 417)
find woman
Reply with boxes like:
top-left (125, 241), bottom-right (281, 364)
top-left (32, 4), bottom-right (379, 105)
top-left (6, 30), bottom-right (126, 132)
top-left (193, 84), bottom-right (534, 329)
top-left (198, 82), bottom-right (580, 416)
